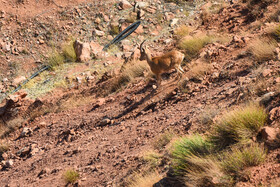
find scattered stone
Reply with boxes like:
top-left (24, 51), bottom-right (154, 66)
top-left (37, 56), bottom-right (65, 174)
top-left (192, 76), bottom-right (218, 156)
top-left (99, 118), bottom-right (112, 126)
top-left (17, 146), bottom-right (31, 157)
top-left (269, 107), bottom-right (280, 121)
top-left (93, 29), bottom-right (105, 37)
top-left (119, 0), bottom-right (133, 10)
top-left (258, 92), bottom-right (275, 106)
top-left (275, 77), bottom-right (280, 83)
top-left (262, 69), bottom-right (272, 77)
top-left (20, 127), bottom-right (33, 137)
top-left (170, 18), bottom-right (179, 27)
top-left (76, 76), bottom-right (82, 84)
top-left (12, 76), bottom-right (26, 86)
top-left (152, 85), bottom-right (157, 89)
top-left (74, 40), bottom-right (91, 62)
top-left (38, 39), bottom-right (45, 45)
top-left (1, 159), bottom-right (13, 168)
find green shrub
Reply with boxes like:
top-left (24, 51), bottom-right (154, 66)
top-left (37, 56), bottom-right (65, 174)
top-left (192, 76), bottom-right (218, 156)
top-left (209, 105), bottom-right (267, 150)
top-left (221, 144), bottom-right (266, 176)
top-left (171, 135), bottom-right (213, 175)
top-left (63, 169), bottom-right (79, 184)
top-left (179, 35), bottom-right (212, 61)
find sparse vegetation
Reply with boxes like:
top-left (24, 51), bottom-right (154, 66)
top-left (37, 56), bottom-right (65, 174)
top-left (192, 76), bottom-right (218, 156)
top-left (108, 60), bottom-right (149, 94)
top-left (249, 37), bottom-right (277, 62)
top-left (47, 49), bottom-right (65, 69)
top-left (63, 169), bottom-right (79, 184)
top-left (209, 104), bottom-right (267, 150)
top-left (171, 134), bottom-right (213, 175)
top-left (127, 170), bottom-right (162, 187)
top-left (221, 144), bottom-right (266, 176)
top-left (142, 150), bottom-right (162, 167)
top-left (62, 39), bottom-right (76, 62)
top-left (186, 60), bottom-right (213, 79)
top-left (0, 141), bottom-right (9, 154)
top-left (175, 25), bottom-right (191, 39)
top-left (153, 131), bottom-right (175, 150)
top-left (179, 35), bottom-right (212, 61)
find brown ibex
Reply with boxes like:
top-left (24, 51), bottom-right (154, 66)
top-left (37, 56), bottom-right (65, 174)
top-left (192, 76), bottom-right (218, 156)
top-left (139, 40), bottom-right (185, 86)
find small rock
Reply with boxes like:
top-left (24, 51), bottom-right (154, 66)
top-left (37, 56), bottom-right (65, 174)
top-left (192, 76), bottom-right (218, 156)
top-left (258, 92), bottom-right (275, 106)
top-left (76, 76), bottom-right (82, 84)
top-left (38, 39), bottom-right (45, 45)
top-left (259, 126), bottom-right (279, 143)
top-left (12, 76), bottom-right (26, 86)
top-left (170, 18), bottom-right (179, 27)
top-left (99, 118), bottom-right (111, 126)
top-left (275, 77), bottom-right (280, 83)
top-left (119, 0), bottom-right (133, 9)
top-left (20, 127), bottom-right (33, 137)
top-left (262, 69), bottom-right (272, 77)
top-left (93, 29), bottom-right (105, 37)
top-left (1, 159), bottom-right (13, 168)
top-left (152, 85), bottom-right (157, 89)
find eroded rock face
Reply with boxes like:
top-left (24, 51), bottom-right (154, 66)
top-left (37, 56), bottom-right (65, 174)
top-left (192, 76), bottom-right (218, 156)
top-left (74, 40), bottom-right (91, 62)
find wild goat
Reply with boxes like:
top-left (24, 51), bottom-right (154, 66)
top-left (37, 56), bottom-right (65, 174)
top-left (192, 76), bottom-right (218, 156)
top-left (139, 40), bottom-right (185, 85)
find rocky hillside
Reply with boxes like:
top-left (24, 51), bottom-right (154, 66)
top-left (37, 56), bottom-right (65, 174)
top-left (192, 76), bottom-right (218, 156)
top-left (0, 0), bottom-right (280, 186)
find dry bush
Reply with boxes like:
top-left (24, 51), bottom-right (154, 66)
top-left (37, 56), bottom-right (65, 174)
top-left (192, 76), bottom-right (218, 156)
top-left (249, 37), bottom-right (277, 62)
top-left (153, 131), bottom-right (175, 151)
top-left (179, 35), bottom-right (212, 62)
top-left (0, 140), bottom-right (9, 154)
top-left (142, 150), bottom-right (162, 167)
top-left (186, 60), bottom-right (213, 80)
top-left (175, 25), bottom-right (192, 39)
top-left (0, 117), bottom-right (25, 138)
top-left (62, 39), bottom-right (76, 62)
top-left (249, 78), bottom-right (270, 96)
top-left (108, 60), bottom-right (149, 94)
top-left (63, 169), bottom-right (79, 184)
top-left (127, 170), bottom-right (162, 187)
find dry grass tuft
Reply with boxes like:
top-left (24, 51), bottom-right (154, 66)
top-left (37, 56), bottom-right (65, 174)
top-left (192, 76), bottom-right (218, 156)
top-left (127, 170), bottom-right (162, 187)
top-left (142, 150), bottom-right (162, 167)
top-left (221, 144), bottom-right (266, 176)
top-left (186, 60), bottom-right (213, 80)
top-left (209, 104), bottom-right (267, 150)
top-left (63, 169), bottom-right (79, 184)
top-left (249, 37), bottom-right (277, 62)
top-left (108, 60), bottom-right (149, 94)
top-left (179, 35), bottom-right (212, 62)
top-left (175, 25), bottom-right (192, 39)
top-left (153, 131), bottom-right (175, 151)
top-left (0, 140), bottom-right (9, 154)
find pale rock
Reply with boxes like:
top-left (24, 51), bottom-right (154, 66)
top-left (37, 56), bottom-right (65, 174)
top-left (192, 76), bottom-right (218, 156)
top-left (93, 29), bottom-right (105, 37)
top-left (90, 41), bottom-right (103, 58)
top-left (259, 127), bottom-right (278, 141)
top-left (21, 127), bottom-right (33, 137)
top-left (74, 40), bottom-right (91, 62)
top-left (94, 17), bottom-right (101, 24)
top-left (262, 69), bottom-right (272, 77)
top-left (119, 0), bottom-right (133, 9)
top-left (170, 18), bottom-right (179, 27)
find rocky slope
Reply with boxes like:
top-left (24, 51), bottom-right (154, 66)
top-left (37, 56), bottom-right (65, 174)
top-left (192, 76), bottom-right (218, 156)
top-left (0, 0), bottom-right (280, 186)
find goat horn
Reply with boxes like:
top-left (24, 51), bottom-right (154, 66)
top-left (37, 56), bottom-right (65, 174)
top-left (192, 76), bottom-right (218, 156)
top-left (140, 39), bottom-right (147, 52)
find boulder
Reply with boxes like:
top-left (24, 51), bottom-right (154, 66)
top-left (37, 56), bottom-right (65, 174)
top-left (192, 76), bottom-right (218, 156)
top-left (74, 40), bottom-right (91, 62)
